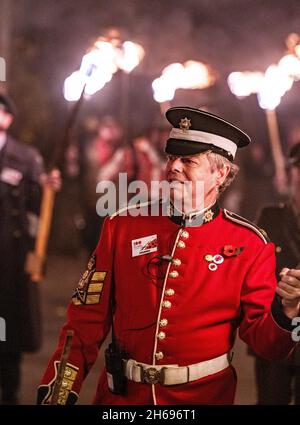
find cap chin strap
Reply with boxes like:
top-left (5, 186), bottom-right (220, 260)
top-left (169, 128), bottom-right (237, 159)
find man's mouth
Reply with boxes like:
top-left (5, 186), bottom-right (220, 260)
top-left (167, 174), bottom-right (184, 184)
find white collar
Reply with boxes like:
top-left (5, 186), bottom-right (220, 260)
top-left (169, 199), bottom-right (216, 221)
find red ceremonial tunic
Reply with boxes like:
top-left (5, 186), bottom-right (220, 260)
top-left (38, 202), bottom-right (296, 405)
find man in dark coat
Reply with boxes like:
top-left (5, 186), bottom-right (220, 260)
top-left (0, 93), bottom-right (60, 404)
top-left (253, 142), bottom-right (300, 404)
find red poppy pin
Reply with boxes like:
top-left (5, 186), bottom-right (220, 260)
top-left (222, 245), bottom-right (244, 257)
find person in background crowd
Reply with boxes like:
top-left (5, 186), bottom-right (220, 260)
top-left (133, 134), bottom-right (165, 201)
top-left (252, 141), bottom-right (300, 404)
top-left (0, 93), bottom-right (60, 404)
top-left (79, 116), bottom-right (134, 253)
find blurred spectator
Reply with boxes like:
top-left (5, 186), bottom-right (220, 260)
top-left (237, 143), bottom-right (276, 221)
top-left (0, 93), bottom-right (60, 404)
top-left (79, 116), bottom-right (134, 253)
top-left (133, 134), bottom-right (165, 201)
top-left (251, 142), bottom-right (300, 404)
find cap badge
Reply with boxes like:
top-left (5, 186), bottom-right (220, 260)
top-left (179, 117), bottom-right (191, 132)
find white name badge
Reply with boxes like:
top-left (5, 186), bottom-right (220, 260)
top-left (0, 167), bottom-right (23, 186)
top-left (131, 234), bottom-right (158, 257)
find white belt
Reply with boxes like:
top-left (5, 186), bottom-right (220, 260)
top-left (123, 353), bottom-right (231, 386)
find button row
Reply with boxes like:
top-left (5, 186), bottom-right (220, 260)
top-left (156, 231), bottom-right (188, 363)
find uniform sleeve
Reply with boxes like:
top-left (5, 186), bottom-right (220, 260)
top-left (239, 242), bottom-right (297, 361)
top-left (37, 217), bottom-right (115, 405)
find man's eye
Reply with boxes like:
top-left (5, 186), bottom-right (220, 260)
top-left (182, 158), bottom-right (195, 165)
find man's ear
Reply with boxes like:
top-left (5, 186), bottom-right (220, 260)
top-left (216, 165), bottom-right (230, 187)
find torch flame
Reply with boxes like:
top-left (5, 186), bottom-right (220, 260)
top-left (228, 33), bottom-right (300, 110)
top-left (64, 35), bottom-right (144, 101)
top-left (117, 41), bottom-right (145, 73)
top-left (278, 54), bottom-right (300, 81)
top-left (227, 71), bottom-right (264, 98)
top-left (152, 60), bottom-right (215, 103)
top-left (258, 64), bottom-right (294, 110)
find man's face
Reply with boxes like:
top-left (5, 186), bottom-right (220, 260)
top-left (0, 108), bottom-right (13, 132)
top-left (165, 152), bottom-right (225, 211)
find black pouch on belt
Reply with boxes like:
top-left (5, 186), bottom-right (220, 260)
top-left (105, 342), bottom-right (128, 395)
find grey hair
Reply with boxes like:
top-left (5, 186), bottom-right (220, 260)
top-left (205, 151), bottom-right (239, 196)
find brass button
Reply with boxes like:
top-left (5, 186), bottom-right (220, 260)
top-left (165, 288), bottom-right (175, 296)
top-left (177, 240), bottom-right (186, 249)
top-left (276, 246), bottom-right (282, 253)
top-left (159, 318), bottom-right (168, 327)
top-left (168, 270), bottom-right (179, 278)
top-left (157, 331), bottom-right (166, 340)
top-left (181, 230), bottom-right (189, 239)
top-left (172, 258), bottom-right (181, 266)
top-left (162, 300), bottom-right (172, 308)
top-left (61, 380), bottom-right (68, 388)
top-left (155, 351), bottom-right (164, 360)
top-left (64, 370), bottom-right (72, 377)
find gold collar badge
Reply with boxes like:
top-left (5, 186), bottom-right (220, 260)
top-left (203, 209), bottom-right (214, 223)
top-left (179, 117), bottom-right (191, 132)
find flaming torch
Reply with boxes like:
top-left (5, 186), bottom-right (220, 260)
top-left (29, 32), bottom-right (144, 282)
top-left (152, 60), bottom-right (215, 114)
top-left (64, 31), bottom-right (144, 142)
top-left (228, 34), bottom-right (300, 195)
top-left (64, 32), bottom-right (145, 102)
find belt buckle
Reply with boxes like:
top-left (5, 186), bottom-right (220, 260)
top-left (142, 366), bottom-right (165, 384)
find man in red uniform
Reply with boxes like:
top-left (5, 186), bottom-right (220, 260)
top-left (38, 107), bottom-right (300, 405)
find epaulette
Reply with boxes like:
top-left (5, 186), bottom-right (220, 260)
top-left (223, 209), bottom-right (269, 244)
top-left (110, 200), bottom-right (155, 220)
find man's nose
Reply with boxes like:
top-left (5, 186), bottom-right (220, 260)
top-left (168, 157), bottom-right (183, 172)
